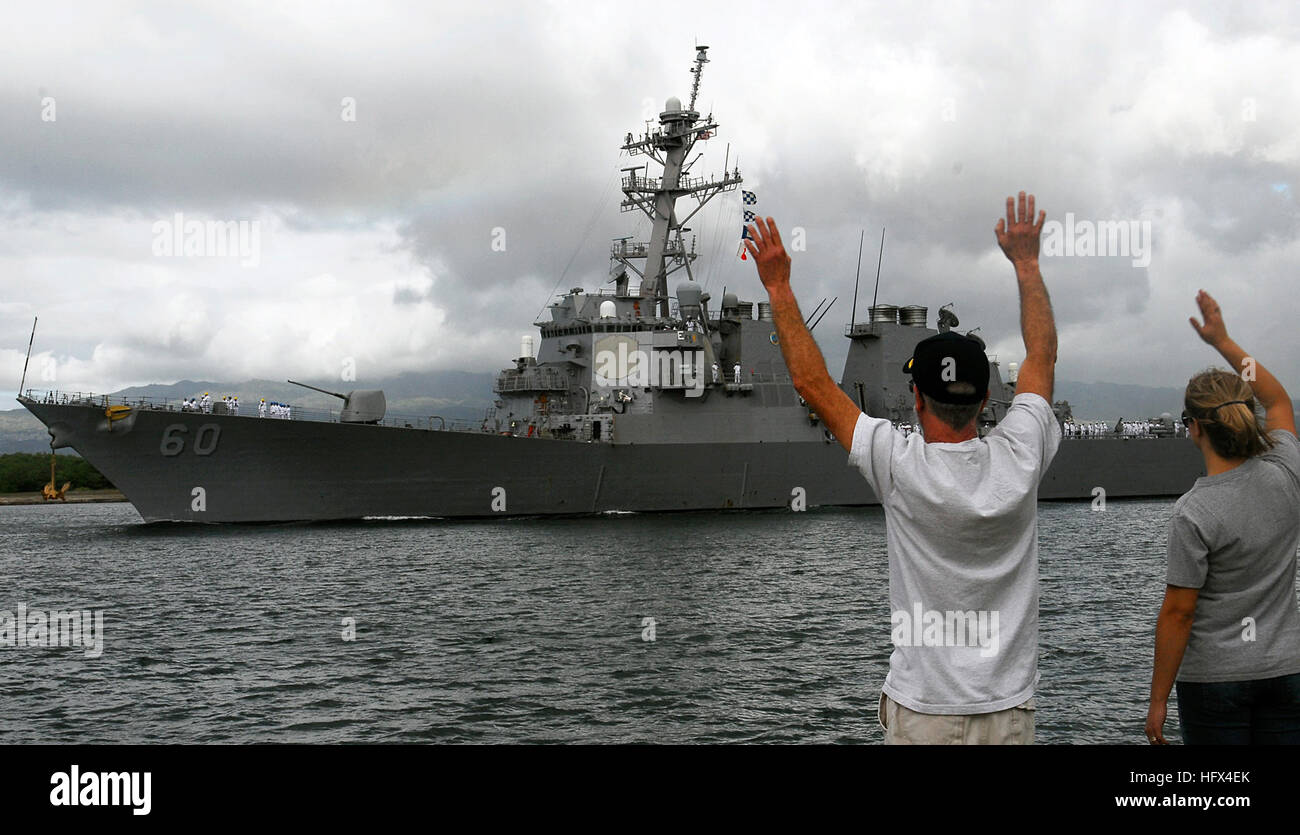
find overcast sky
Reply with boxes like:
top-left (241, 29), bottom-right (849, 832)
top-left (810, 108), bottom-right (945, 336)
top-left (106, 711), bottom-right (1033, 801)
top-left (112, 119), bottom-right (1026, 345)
top-left (3, 0), bottom-right (1298, 409)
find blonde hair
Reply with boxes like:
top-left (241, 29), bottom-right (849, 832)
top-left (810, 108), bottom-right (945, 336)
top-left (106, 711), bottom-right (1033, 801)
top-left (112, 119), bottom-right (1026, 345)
top-left (1184, 368), bottom-right (1274, 459)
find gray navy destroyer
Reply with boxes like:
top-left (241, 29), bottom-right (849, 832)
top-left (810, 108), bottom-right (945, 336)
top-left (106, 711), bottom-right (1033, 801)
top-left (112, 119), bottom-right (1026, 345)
top-left (18, 47), bottom-right (1205, 523)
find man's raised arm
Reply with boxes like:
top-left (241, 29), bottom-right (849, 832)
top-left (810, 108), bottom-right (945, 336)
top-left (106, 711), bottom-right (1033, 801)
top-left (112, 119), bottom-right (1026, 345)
top-left (747, 217), bottom-right (861, 452)
top-left (995, 191), bottom-right (1057, 403)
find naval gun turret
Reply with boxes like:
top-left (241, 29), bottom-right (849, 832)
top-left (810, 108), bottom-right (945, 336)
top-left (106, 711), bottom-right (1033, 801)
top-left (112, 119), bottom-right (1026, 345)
top-left (287, 380), bottom-right (386, 424)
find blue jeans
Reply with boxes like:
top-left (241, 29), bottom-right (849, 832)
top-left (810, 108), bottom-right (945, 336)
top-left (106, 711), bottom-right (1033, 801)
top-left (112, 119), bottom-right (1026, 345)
top-left (1175, 672), bottom-right (1300, 745)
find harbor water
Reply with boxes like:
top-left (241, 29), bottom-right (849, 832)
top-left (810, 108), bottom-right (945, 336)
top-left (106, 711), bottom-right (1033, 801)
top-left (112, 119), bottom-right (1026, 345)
top-left (2, 498), bottom-right (1270, 744)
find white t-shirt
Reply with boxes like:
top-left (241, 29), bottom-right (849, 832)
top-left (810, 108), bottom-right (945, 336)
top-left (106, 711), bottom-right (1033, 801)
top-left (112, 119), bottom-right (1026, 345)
top-left (848, 392), bottom-right (1062, 714)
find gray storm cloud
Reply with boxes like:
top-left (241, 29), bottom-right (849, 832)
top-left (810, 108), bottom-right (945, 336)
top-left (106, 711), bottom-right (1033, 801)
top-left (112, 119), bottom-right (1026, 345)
top-left (2, 0), bottom-right (1298, 406)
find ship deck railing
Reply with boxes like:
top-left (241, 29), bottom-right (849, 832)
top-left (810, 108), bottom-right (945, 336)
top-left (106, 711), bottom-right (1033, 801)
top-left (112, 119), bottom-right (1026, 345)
top-left (21, 389), bottom-right (500, 435)
top-left (22, 389), bottom-right (1179, 441)
top-left (494, 370), bottom-right (571, 392)
top-left (610, 240), bottom-right (688, 259)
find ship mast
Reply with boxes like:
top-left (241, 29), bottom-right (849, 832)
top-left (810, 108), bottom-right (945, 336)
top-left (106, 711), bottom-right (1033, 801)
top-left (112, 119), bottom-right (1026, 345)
top-left (616, 46), bottom-right (742, 318)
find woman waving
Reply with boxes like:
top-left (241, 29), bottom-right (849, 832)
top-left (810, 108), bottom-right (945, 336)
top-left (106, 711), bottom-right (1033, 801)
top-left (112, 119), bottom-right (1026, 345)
top-left (1146, 290), bottom-right (1300, 744)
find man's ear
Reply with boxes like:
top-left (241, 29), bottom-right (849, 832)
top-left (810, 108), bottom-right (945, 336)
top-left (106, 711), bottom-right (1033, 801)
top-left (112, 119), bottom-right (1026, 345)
top-left (914, 388), bottom-right (925, 414)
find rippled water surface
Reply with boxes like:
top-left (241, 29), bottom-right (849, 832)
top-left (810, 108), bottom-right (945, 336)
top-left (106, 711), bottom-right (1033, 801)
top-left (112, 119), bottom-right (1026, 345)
top-left (3, 498), bottom-right (1275, 744)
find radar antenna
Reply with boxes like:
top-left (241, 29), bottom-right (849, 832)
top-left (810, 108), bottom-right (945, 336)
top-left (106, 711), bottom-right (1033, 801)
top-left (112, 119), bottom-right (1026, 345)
top-left (937, 303), bottom-right (960, 333)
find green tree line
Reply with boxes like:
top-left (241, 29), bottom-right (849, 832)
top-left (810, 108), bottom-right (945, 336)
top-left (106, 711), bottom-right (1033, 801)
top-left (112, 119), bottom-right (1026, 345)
top-left (0, 453), bottom-right (114, 493)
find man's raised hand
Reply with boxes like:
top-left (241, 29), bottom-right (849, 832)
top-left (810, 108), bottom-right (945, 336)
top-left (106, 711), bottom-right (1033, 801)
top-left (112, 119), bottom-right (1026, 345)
top-left (745, 217), bottom-right (792, 293)
top-left (1189, 289), bottom-right (1230, 348)
top-left (995, 191), bottom-right (1046, 267)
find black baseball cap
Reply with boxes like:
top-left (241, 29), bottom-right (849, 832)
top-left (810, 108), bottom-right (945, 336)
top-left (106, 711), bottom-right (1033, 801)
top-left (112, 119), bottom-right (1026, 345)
top-left (902, 332), bottom-right (990, 405)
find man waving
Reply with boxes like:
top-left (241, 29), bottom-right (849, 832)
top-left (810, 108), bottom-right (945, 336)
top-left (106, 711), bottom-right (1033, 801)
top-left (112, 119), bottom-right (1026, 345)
top-left (747, 193), bottom-right (1061, 744)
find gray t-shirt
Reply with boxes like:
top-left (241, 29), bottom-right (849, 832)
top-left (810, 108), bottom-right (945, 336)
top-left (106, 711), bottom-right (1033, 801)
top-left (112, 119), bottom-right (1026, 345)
top-left (1165, 429), bottom-right (1300, 682)
top-left (848, 392), bottom-right (1061, 714)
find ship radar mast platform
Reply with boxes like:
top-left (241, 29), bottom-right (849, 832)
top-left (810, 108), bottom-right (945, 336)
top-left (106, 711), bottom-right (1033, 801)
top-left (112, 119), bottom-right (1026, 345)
top-left (615, 45), bottom-right (742, 318)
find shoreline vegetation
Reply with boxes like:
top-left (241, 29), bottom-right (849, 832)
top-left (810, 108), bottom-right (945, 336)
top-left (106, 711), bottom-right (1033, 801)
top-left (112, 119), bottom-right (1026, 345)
top-left (0, 488), bottom-right (127, 505)
top-left (0, 452), bottom-right (116, 498)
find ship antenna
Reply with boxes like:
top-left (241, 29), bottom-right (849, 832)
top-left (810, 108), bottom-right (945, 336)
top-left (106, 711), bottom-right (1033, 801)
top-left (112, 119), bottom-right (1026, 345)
top-left (849, 230), bottom-right (864, 326)
top-left (869, 227), bottom-right (886, 311)
top-left (18, 316), bottom-right (36, 397)
top-left (809, 297), bottom-right (838, 332)
top-left (688, 46), bottom-right (709, 111)
top-left (805, 297), bottom-right (827, 327)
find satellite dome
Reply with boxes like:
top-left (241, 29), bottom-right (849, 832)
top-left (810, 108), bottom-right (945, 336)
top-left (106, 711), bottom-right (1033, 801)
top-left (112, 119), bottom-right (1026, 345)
top-left (676, 282), bottom-right (702, 307)
top-left (665, 96), bottom-right (682, 112)
top-left (599, 300), bottom-right (617, 318)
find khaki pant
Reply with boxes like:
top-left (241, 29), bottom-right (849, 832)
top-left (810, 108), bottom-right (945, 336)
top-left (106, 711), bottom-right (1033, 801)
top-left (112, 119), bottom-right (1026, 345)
top-left (878, 692), bottom-right (1035, 745)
